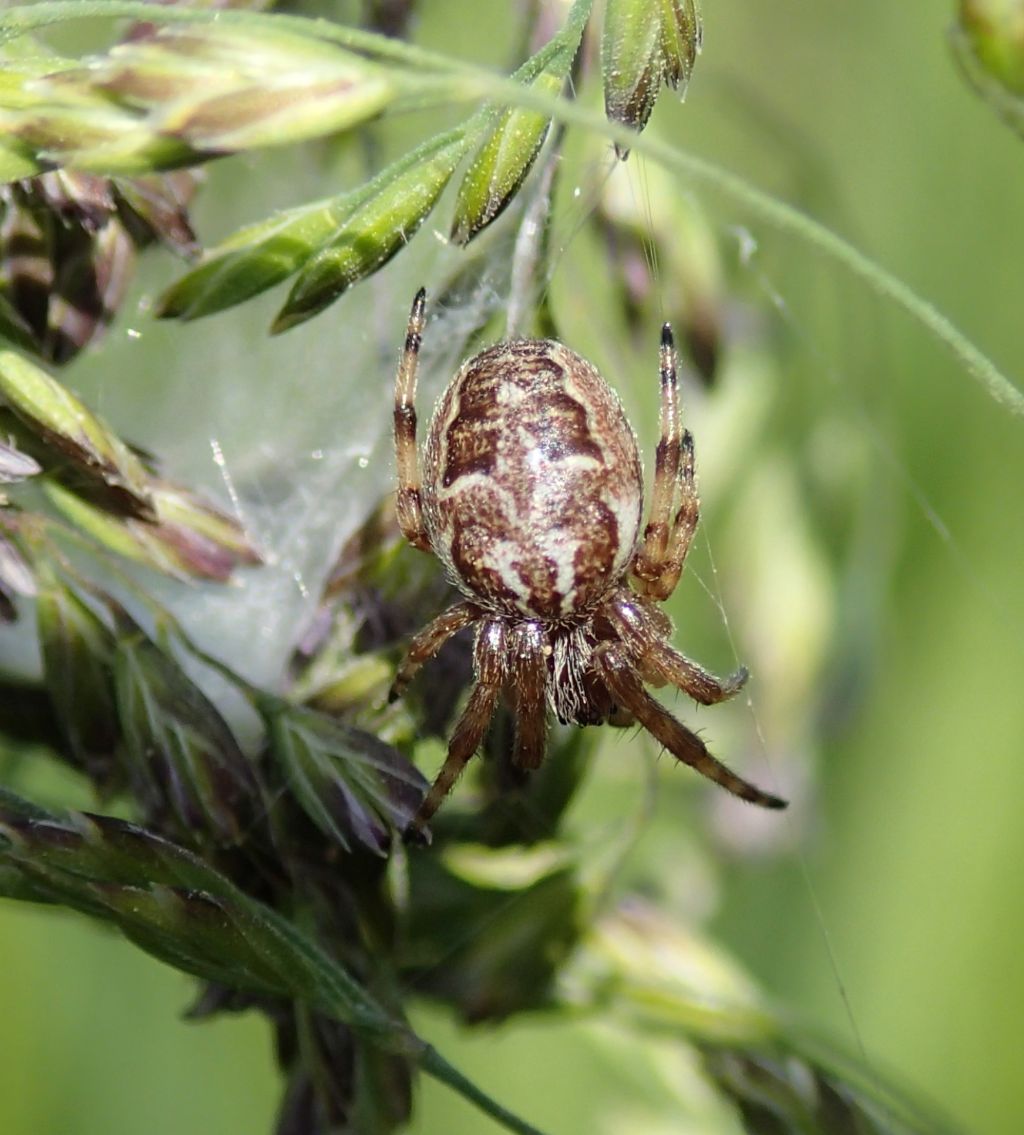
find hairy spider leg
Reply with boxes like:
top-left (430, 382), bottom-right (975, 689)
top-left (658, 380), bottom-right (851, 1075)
top-left (657, 427), bottom-right (700, 599)
top-left (593, 641), bottom-right (785, 808)
top-left (605, 591), bottom-right (749, 705)
top-left (635, 323), bottom-right (683, 578)
top-left (393, 286), bottom-right (431, 551)
top-left (390, 600), bottom-right (478, 701)
top-left (506, 622), bottom-right (549, 770)
top-left (633, 324), bottom-right (700, 601)
top-left (410, 620), bottom-right (506, 834)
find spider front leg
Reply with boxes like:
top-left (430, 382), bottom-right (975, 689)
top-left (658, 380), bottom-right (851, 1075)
top-left (408, 620), bottom-right (506, 838)
top-left (592, 642), bottom-right (786, 809)
top-left (604, 591), bottom-right (748, 706)
top-left (390, 600), bottom-right (478, 701)
top-left (633, 323), bottom-right (699, 602)
top-left (394, 287), bottom-right (431, 552)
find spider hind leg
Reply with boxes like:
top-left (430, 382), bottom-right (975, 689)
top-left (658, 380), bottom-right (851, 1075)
top-left (592, 641), bottom-right (786, 809)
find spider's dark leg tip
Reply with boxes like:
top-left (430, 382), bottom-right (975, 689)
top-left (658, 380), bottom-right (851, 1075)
top-left (403, 819), bottom-right (432, 847)
top-left (413, 285), bottom-right (426, 305)
top-left (660, 322), bottom-right (674, 349)
top-left (727, 666), bottom-right (750, 694)
top-left (387, 684), bottom-right (400, 705)
top-left (762, 792), bottom-right (789, 811)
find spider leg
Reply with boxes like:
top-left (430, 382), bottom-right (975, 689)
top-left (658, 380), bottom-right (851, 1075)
top-left (390, 600), bottom-right (478, 701)
top-left (507, 622), bottom-right (549, 770)
top-left (632, 324), bottom-right (700, 602)
top-left (644, 642), bottom-right (747, 705)
top-left (408, 621), bottom-right (505, 837)
top-left (394, 287), bottom-right (431, 552)
top-left (593, 642), bottom-right (786, 809)
top-left (604, 591), bottom-right (748, 705)
top-left (656, 427), bottom-right (699, 601)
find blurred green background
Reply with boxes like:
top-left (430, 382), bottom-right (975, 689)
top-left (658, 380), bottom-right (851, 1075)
top-left (1, 1), bottom-right (1023, 1133)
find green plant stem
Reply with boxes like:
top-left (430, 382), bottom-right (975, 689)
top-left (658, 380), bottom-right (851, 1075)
top-left (418, 1046), bottom-right (552, 1135)
top-left (0, 0), bottom-right (593, 77)
top-left (2, 1), bottom-right (1016, 417)
top-left (0, 1), bottom-right (483, 70)
top-left (639, 139), bottom-right (1024, 418)
top-left (460, 83), bottom-right (1024, 420)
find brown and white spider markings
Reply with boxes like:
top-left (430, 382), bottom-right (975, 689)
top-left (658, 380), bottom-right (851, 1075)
top-left (392, 287), bottom-right (787, 836)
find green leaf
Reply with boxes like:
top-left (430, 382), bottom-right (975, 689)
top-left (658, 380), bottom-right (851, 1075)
top-left (705, 1045), bottom-right (952, 1135)
top-left (602, 0), bottom-right (666, 151)
top-left (0, 351), bottom-right (154, 518)
top-left (3, 105), bottom-right (196, 175)
top-left (0, 22), bottom-right (396, 173)
top-left (263, 698), bottom-right (427, 856)
top-left (450, 67), bottom-right (565, 246)
top-left (563, 900), bottom-right (774, 1044)
top-left (560, 902), bottom-right (958, 1135)
top-left (0, 803), bottom-right (411, 1039)
top-left (147, 479), bottom-right (262, 577)
top-left (271, 129), bottom-right (471, 332)
top-left (951, 6), bottom-right (1024, 139)
top-left (659, 0), bottom-right (702, 95)
top-left (955, 0), bottom-right (1024, 96)
top-left (112, 612), bottom-right (261, 846)
top-left (155, 195), bottom-right (357, 320)
top-left (0, 37), bottom-right (80, 181)
top-left (43, 479), bottom-right (171, 568)
top-left (144, 26), bottom-right (395, 153)
top-left (0, 143), bottom-right (40, 181)
top-left (160, 128), bottom-right (471, 325)
top-left (42, 478), bottom-right (256, 581)
top-left (450, 5), bottom-right (588, 244)
top-left (36, 568), bottom-right (122, 781)
top-left (0, 786), bottom-right (55, 820)
top-left (0, 795), bottom-right (554, 1130)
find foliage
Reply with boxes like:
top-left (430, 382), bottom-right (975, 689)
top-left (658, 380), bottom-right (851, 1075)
top-left (0, 1), bottom-right (1018, 1133)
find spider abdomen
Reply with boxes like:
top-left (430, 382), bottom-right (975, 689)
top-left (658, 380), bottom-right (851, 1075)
top-left (421, 339), bottom-right (643, 619)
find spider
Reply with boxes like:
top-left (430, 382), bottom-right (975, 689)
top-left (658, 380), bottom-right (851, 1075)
top-left (391, 288), bottom-right (786, 835)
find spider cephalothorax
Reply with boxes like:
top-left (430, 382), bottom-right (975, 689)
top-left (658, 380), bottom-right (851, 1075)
top-left (392, 288), bottom-right (786, 834)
